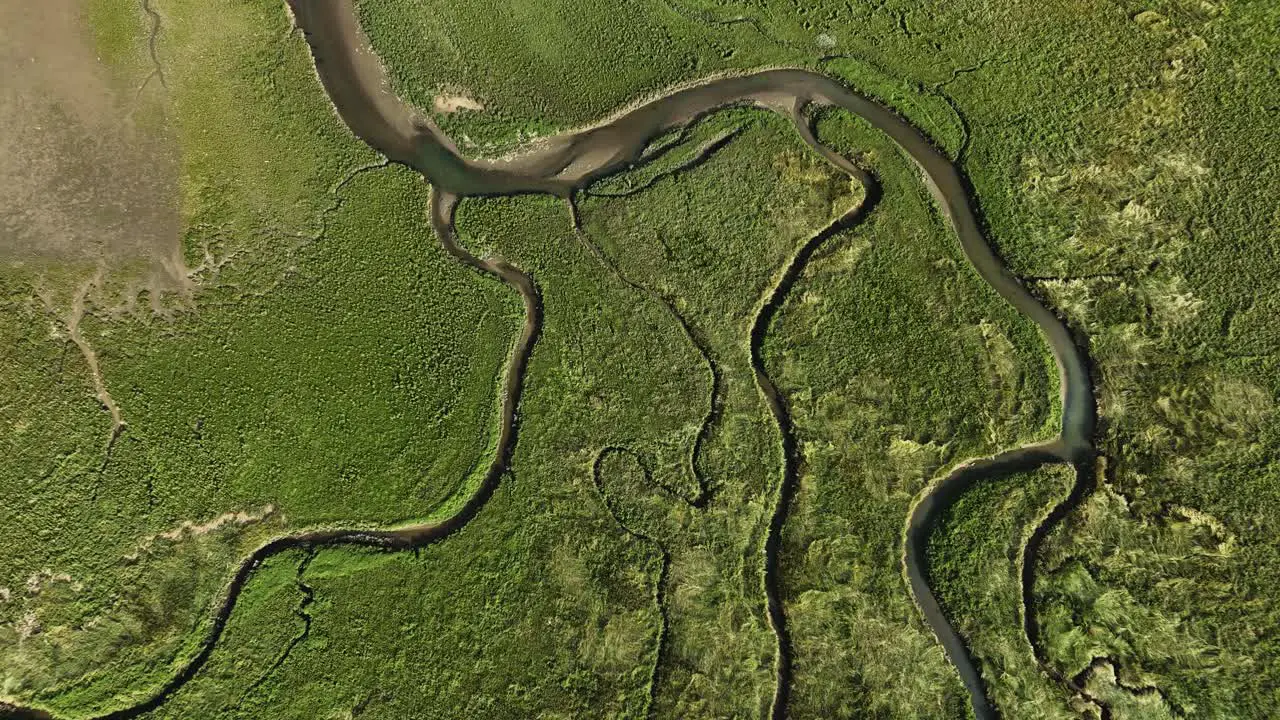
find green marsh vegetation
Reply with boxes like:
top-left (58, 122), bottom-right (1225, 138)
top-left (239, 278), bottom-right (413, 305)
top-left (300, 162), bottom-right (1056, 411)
top-left (1012, 2), bottom-right (1280, 716)
top-left (355, 0), bottom-right (1280, 714)
top-left (3, 0), bottom-right (1278, 717)
top-left (926, 465), bottom-right (1077, 718)
top-left (137, 107), bottom-right (867, 719)
top-left (2, 0), bottom-right (515, 713)
top-left (768, 107), bottom-right (1054, 718)
top-left (576, 109), bottom-right (859, 717)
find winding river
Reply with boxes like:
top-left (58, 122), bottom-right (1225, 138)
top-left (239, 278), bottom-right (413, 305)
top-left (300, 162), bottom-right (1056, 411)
top-left (0, 1), bottom-right (1097, 718)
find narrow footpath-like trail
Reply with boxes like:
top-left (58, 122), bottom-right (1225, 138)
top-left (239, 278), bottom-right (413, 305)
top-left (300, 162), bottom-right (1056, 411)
top-left (1, 0), bottom-right (1102, 718)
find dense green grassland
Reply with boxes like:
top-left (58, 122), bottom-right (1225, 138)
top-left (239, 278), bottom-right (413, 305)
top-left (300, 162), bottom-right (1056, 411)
top-left (579, 110), bottom-right (855, 717)
top-left (768, 107), bottom-right (1054, 718)
top-left (132, 109), bottom-right (865, 718)
top-left (1, 0), bottom-right (515, 713)
top-left (357, 0), bottom-right (744, 153)
top-left (1010, 2), bottom-right (1280, 716)
top-left (926, 465), bottom-right (1076, 718)
top-left (354, 0), bottom-right (1280, 713)
top-left (4, 0), bottom-right (1278, 717)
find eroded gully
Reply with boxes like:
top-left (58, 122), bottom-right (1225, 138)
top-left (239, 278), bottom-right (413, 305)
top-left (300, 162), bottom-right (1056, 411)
top-left (0, 0), bottom-right (1097, 718)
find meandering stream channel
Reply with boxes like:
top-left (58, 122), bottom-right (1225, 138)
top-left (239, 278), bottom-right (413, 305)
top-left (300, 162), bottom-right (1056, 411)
top-left (0, 1), bottom-right (1098, 718)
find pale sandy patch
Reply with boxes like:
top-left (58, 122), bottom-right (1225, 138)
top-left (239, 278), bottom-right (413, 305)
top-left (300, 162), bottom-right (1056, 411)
top-left (124, 505), bottom-right (279, 561)
top-left (433, 92), bottom-right (484, 113)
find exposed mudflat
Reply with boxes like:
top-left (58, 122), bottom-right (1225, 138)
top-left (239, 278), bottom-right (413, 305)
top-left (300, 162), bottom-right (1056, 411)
top-left (0, 0), bottom-right (184, 296)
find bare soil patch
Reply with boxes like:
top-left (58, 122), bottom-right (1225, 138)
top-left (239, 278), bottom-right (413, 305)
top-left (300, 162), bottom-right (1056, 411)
top-left (0, 0), bottom-right (185, 297)
top-left (433, 92), bottom-right (484, 113)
